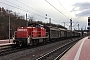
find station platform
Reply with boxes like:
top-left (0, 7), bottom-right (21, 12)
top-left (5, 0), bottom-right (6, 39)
top-left (60, 37), bottom-right (90, 60)
top-left (0, 39), bottom-right (13, 46)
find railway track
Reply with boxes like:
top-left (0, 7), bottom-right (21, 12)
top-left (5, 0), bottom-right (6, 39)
top-left (0, 37), bottom-right (81, 60)
top-left (0, 44), bottom-right (25, 56)
top-left (36, 39), bottom-right (78, 60)
top-left (15, 38), bottom-right (81, 60)
top-left (0, 44), bottom-right (43, 57)
top-left (0, 40), bottom-right (66, 56)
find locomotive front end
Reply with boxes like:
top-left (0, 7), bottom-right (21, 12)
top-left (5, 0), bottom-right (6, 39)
top-left (13, 23), bottom-right (48, 47)
top-left (13, 27), bottom-right (31, 46)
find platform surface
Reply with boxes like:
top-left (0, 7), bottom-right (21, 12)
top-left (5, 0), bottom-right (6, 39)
top-left (60, 37), bottom-right (90, 60)
top-left (0, 39), bottom-right (13, 46)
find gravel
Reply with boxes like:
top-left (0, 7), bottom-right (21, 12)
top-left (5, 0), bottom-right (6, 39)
top-left (0, 41), bottom-right (65, 60)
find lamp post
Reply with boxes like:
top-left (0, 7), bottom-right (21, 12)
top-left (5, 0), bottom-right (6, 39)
top-left (78, 24), bottom-right (79, 30)
top-left (70, 18), bottom-right (72, 40)
top-left (8, 11), bottom-right (11, 43)
top-left (70, 18), bottom-right (72, 31)
top-left (26, 13), bottom-right (28, 26)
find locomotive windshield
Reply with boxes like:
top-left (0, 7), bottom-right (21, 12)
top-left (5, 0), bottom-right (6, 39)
top-left (28, 23), bottom-right (41, 28)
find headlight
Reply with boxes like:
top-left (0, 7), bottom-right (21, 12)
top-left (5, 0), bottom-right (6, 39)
top-left (12, 35), bottom-right (15, 40)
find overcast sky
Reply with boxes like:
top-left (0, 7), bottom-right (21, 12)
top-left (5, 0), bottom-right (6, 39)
top-left (0, 0), bottom-right (90, 30)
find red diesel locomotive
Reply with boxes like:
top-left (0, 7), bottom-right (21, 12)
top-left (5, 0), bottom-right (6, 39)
top-left (13, 23), bottom-right (48, 46)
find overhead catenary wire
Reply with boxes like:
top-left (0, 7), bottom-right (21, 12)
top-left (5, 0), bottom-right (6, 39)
top-left (57, 0), bottom-right (73, 18)
top-left (15, 0), bottom-right (62, 22)
top-left (17, 1), bottom-right (61, 22)
top-left (2, 0), bottom-right (58, 22)
top-left (0, 2), bottom-right (45, 18)
top-left (72, 22), bottom-right (79, 27)
top-left (16, 0), bottom-right (45, 15)
top-left (5, 0), bottom-right (45, 15)
top-left (1, 0), bottom-right (74, 26)
top-left (45, 0), bottom-right (70, 19)
top-left (0, 1), bottom-right (59, 24)
top-left (0, 2), bottom-right (27, 12)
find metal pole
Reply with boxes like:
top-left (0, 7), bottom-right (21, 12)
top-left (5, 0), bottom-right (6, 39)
top-left (70, 19), bottom-right (72, 31)
top-left (49, 18), bottom-right (51, 24)
top-left (9, 12), bottom-right (10, 43)
top-left (78, 24), bottom-right (79, 30)
top-left (70, 19), bottom-right (72, 40)
top-left (63, 22), bottom-right (65, 27)
top-left (26, 13), bottom-right (28, 26)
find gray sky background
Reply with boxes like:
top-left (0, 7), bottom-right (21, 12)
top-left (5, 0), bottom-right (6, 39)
top-left (0, 0), bottom-right (90, 30)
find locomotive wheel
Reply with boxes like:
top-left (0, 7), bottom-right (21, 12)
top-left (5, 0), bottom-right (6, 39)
top-left (19, 41), bottom-right (22, 47)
